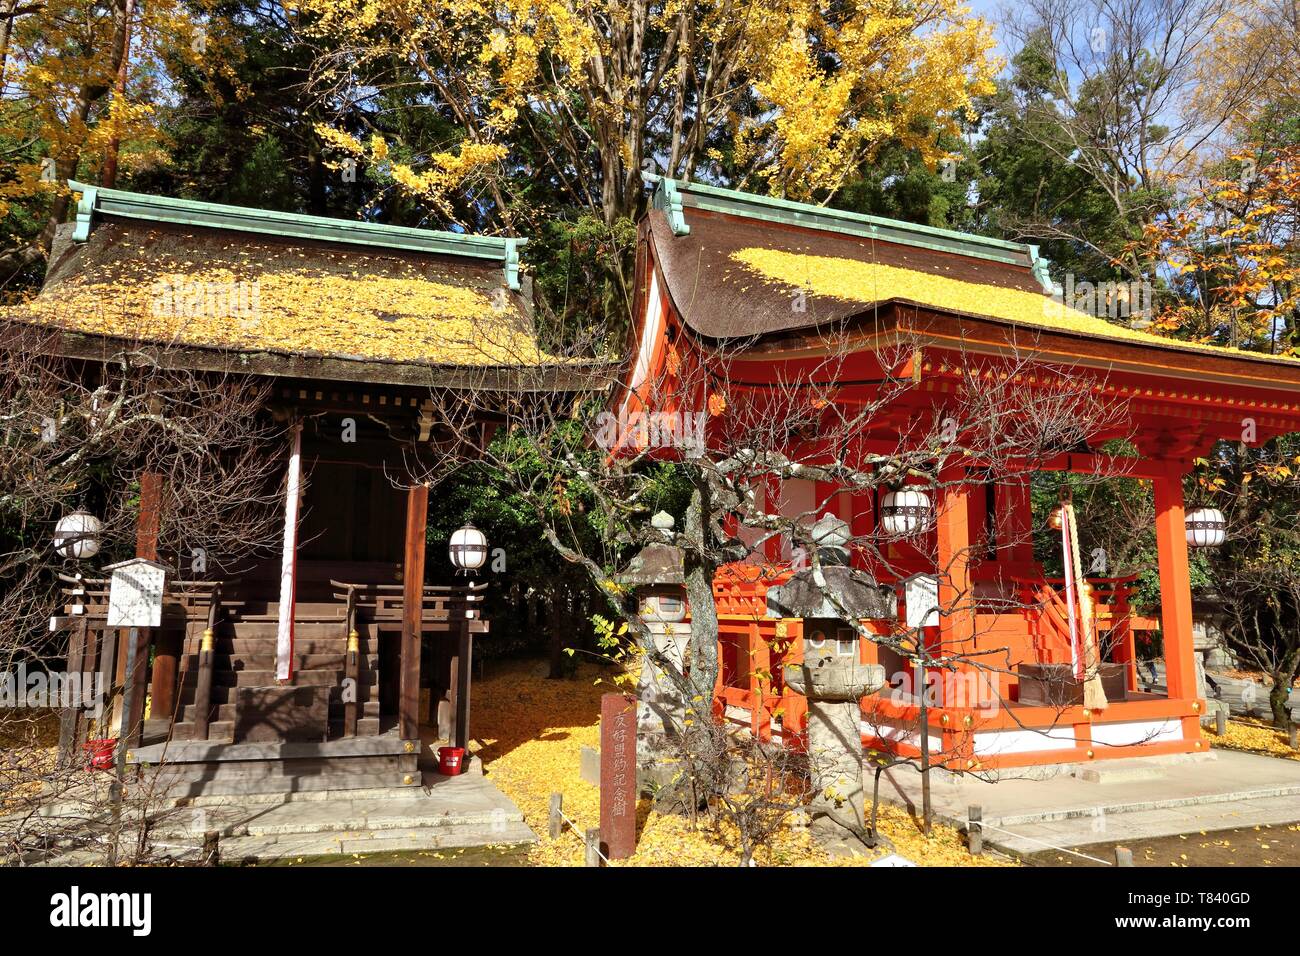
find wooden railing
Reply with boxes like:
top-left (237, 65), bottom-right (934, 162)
top-left (56, 578), bottom-right (224, 754)
top-left (1013, 574), bottom-right (1149, 690)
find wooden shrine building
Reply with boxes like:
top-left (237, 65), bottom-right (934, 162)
top-left (5, 183), bottom-right (584, 796)
top-left (622, 176), bottom-right (1300, 771)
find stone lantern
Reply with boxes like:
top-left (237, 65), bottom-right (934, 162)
top-left (767, 513), bottom-right (896, 848)
top-left (620, 536), bottom-right (689, 767)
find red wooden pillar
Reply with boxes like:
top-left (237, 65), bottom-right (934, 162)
top-left (780, 620), bottom-right (806, 751)
top-left (748, 621), bottom-right (771, 740)
top-left (1152, 462), bottom-right (1201, 740)
top-left (935, 467), bottom-right (976, 654)
top-left (399, 483), bottom-right (429, 741)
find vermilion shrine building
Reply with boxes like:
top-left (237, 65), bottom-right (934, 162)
top-left (622, 176), bottom-right (1300, 771)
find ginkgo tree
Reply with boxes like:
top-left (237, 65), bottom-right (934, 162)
top-left (1136, 143), bottom-right (1299, 355)
top-left (289, 0), bottom-right (998, 228)
top-left (0, 0), bottom-right (235, 287)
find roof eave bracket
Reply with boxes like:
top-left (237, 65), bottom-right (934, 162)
top-left (652, 176), bottom-right (691, 236)
top-left (71, 183), bottom-right (97, 242)
top-left (504, 239), bottom-right (523, 291)
top-left (1028, 244), bottom-right (1054, 293)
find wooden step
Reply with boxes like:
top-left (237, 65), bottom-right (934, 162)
top-left (182, 636), bottom-right (368, 655)
top-left (212, 669), bottom-right (375, 688)
top-left (183, 702), bottom-right (239, 723)
top-left (143, 718), bottom-right (237, 743)
top-left (150, 769), bottom-right (420, 798)
top-left (177, 654), bottom-right (366, 675)
top-left (148, 753), bottom-right (417, 782)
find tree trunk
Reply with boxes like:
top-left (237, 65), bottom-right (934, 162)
top-left (683, 482), bottom-right (719, 715)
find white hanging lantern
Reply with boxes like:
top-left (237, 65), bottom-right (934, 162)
top-left (880, 489), bottom-right (932, 538)
top-left (53, 510), bottom-right (103, 560)
top-left (1185, 507), bottom-right (1226, 549)
top-left (448, 521), bottom-right (488, 572)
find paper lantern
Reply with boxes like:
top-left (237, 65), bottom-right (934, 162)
top-left (880, 489), bottom-right (932, 537)
top-left (1185, 507), bottom-right (1226, 548)
top-left (449, 522), bottom-right (488, 572)
top-left (53, 510), bottom-right (102, 560)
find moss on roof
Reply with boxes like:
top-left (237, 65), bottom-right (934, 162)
top-left (730, 247), bottom-right (1299, 366)
top-left (12, 222), bottom-right (548, 367)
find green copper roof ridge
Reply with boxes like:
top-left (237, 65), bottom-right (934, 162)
top-left (648, 175), bottom-right (1057, 292)
top-left (67, 180), bottom-right (527, 290)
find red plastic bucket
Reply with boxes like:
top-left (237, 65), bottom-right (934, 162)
top-left (438, 746), bottom-right (465, 775)
top-left (84, 738), bottom-right (117, 771)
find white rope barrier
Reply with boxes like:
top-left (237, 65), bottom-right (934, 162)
top-left (975, 820), bottom-right (1113, 865)
top-left (557, 806), bottom-right (611, 864)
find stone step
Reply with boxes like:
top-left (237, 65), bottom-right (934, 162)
top-left (219, 821), bottom-right (537, 858)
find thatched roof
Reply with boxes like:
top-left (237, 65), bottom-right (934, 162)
top-left (2, 185), bottom-right (586, 387)
top-left (646, 177), bottom-right (1300, 372)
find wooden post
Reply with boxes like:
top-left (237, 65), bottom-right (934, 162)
top-left (137, 471), bottom-right (173, 731)
top-left (549, 793), bottom-right (564, 839)
top-left (136, 471), bottom-right (163, 562)
top-left (121, 626), bottom-right (150, 748)
top-left (1153, 462), bottom-right (1201, 741)
top-left (584, 827), bottom-right (603, 867)
top-left (96, 628), bottom-right (118, 739)
top-left (1112, 579), bottom-right (1138, 692)
top-left (58, 617), bottom-right (88, 766)
top-left (193, 585), bottom-right (220, 740)
top-left (343, 586), bottom-right (359, 738)
top-left (276, 424), bottom-right (304, 682)
top-left (454, 613), bottom-right (472, 751)
top-left (968, 804), bottom-right (983, 855)
top-left (399, 483), bottom-right (429, 742)
top-left (202, 830), bottom-right (221, 867)
top-left (749, 621), bottom-right (771, 740)
top-left (1114, 846), bottom-right (1134, 867)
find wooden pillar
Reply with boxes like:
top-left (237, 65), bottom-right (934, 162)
top-left (135, 471), bottom-right (163, 561)
top-left (781, 620), bottom-right (807, 751)
top-left (936, 468), bottom-right (976, 653)
top-left (749, 621), bottom-right (771, 740)
top-left (1153, 463), bottom-right (1200, 738)
top-left (57, 618), bottom-right (88, 766)
top-left (276, 423), bottom-right (304, 683)
top-left (121, 627), bottom-right (150, 748)
top-left (399, 483), bottom-right (429, 741)
top-left (138, 472), bottom-right (181, 722)
top-left (454, 615), bottom-right (472, 751)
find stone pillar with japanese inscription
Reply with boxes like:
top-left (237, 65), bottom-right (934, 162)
top-left (599, 693), bottom-right (638, 860)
